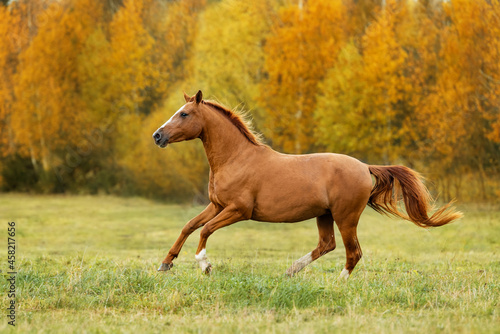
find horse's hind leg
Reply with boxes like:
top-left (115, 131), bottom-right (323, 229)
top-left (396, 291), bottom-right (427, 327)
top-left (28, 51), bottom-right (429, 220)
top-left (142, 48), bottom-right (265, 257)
top-left (335, 212), bottom-right (363, 280)
top-left (285, 213), bottom-right (336, 276)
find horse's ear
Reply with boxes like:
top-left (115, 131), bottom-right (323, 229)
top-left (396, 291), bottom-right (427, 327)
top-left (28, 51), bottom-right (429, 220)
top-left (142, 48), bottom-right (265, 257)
top-left (183, 92), bottom-right (191, 103)
top-left (195, 90), bottom-right (203, 104)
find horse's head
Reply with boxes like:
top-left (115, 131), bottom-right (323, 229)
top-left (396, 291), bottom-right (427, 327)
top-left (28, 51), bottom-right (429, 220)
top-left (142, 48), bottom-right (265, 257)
top-left (153, 90), bottom-right (205, 148)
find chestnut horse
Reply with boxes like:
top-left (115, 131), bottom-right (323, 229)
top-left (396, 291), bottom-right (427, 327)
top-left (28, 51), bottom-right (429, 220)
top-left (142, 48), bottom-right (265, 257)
top-left (152, 90), bottom-right (462, 278)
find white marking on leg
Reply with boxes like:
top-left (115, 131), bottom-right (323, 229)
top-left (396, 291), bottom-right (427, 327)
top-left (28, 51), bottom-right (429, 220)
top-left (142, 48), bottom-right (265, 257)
top-left (195, 249), bottom-right (210, 272)
top-left (339, 268), bottom-right (350, 280)
top-left (286, 252), bottom-right (313, 275)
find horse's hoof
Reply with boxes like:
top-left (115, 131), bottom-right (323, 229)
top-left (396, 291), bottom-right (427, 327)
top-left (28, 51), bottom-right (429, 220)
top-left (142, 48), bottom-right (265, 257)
top-left (157, 263), bottom-right (173, 272)
top-left (202, 263), bottom-right (212, 275)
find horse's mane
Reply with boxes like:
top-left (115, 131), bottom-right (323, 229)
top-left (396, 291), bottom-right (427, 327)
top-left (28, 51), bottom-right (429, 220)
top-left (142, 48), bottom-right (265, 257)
top-left (203, 100), bottom-right (263, 146)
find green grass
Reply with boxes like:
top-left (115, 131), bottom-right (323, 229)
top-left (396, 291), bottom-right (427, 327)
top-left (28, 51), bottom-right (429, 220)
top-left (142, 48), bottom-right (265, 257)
top-left (0, 194), bottom-right (498, 333)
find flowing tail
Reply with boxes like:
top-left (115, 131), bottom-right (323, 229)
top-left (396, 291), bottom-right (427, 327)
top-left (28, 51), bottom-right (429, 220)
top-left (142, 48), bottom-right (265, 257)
top-left (368, 165), bottom-right (463, 228)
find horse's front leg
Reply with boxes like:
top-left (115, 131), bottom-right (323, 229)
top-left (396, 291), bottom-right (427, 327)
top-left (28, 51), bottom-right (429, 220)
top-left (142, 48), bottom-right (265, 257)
top-left (195, 205), bottom-right (246, 274)
top-left (158, 203), bottom-right (221, 272)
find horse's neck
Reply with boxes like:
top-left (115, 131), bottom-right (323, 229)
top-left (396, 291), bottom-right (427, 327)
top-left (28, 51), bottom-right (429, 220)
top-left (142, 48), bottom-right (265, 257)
top-left (201, 110), bottom-right (254, 172)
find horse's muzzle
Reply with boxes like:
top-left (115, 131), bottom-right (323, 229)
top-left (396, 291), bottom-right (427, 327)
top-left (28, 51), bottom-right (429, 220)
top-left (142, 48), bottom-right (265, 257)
top-left (152, 130), bottom-right (169, 148)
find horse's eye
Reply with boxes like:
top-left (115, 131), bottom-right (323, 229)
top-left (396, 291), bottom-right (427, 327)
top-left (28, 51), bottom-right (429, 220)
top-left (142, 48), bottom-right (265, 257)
top-left (180, 112), bottom-right (188, 118)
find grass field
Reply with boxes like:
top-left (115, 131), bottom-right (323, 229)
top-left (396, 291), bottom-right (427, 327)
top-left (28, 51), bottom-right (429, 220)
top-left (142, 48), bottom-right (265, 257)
top-left (0, 194), bottom-right (498, 333)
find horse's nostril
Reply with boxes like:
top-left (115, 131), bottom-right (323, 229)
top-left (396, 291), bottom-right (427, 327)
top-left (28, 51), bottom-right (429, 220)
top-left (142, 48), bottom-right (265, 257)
top-left (154, 132), bottom-right (162, 142)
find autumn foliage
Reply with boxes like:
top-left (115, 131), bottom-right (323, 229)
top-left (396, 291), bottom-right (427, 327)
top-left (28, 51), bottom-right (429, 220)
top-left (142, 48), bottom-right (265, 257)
top-left (0, 0), bottom-right (498, 202)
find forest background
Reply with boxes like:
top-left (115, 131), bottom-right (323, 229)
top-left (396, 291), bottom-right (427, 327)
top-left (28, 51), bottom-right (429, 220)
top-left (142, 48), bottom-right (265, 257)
top-left (1, 0), bottom-right (499, 203)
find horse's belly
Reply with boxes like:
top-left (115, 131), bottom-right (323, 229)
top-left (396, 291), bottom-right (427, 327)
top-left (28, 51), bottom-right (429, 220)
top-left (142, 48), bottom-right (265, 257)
top-left (251, 206), bottom-right (328, 223)
top-left (249, 165), bottom-right (332, 222)
top-left (251, 189), bottom-right (329, 222)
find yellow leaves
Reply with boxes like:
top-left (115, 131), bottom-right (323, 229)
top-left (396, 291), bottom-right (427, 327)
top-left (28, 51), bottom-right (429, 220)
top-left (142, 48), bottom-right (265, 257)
top-left (415, 0), bottom-right (500, 170)
top-left (261, 0), bottom-right (347, 153)
top-left (108, 0), bottom-right (155, 114)
top-left (0, 0), bottom-right (499, 200)
top-left (316, 1), bottom-right (412, 164)
top-left (10, 1), bottom-right (111, 169)
top-left (12, 2), bottom-right (70, 166)
top-left (193, 0), bottom-right (272, 122)
top-left (315, 43), bottom-right (364, 153)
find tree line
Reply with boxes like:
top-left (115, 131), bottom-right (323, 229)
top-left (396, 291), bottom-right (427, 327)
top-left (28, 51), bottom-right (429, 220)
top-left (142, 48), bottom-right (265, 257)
top-left (0, 0), bottom-right (499, 202)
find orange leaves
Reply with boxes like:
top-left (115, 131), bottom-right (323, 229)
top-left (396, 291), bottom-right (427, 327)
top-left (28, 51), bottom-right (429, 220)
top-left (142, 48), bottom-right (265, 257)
top-left (0, 0), bottom-right (499, 200)
top-left (416, 0), bottom-right (500, 172)
top-left (10, 1), bottom-right (109, 171)
top-left (108, 0), bottom-right (155, 114)
top-left (313, 0), bottom-right (500, 197)
top-left (261, 0), bottom-right (347, 153)
top-left (315, 1), bottom-right (413, 164)
top-left (0, 5), bottom-right (14, 157)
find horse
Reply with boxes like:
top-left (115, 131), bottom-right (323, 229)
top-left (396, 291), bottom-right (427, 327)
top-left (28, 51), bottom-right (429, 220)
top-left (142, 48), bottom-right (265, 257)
top-left (152, 90), bottom-right (462, 278)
